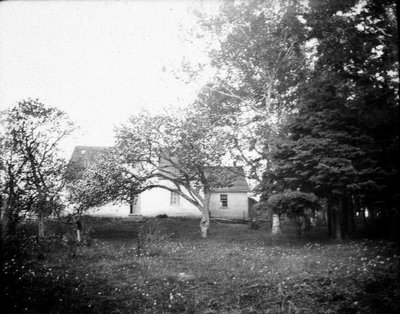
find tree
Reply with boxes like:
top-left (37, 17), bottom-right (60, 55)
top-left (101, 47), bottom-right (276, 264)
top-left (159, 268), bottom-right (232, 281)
top-left (306, 0), bottom-right (399, 216)
top-left (0, 99), bottom-right (75, 241)
top-left (191, 0), bottom-right (310, 185)
top-left (256, 0), bottom-right (399, 240)
top-left (64, 149), bottom-right (140, 241)
top-left (267, 81), bottom-right (346, 239)
top-left (115, 108), bottom-right (235, 238)
top-left (267, 191), bottom-right (321, 236)
top-left (267, 75), bottom-right (397, 239)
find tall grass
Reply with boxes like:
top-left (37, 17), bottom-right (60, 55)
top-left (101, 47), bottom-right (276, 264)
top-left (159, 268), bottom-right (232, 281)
top-left (2, 217), bottom-right (399, 313)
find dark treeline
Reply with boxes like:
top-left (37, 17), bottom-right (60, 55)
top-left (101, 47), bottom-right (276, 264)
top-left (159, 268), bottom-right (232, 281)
top-left (195, 0), bottom-right (398, 239)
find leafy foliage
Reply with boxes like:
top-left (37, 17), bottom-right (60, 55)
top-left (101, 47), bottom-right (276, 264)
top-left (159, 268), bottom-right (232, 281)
top-left (267, 191), bottom-right (321, 219)
top-left (270, 80), bottom-right (378, 198)
top-left (0, 99), bottom-right (74, 236)
top-left (65, 149), bottom-right (140, 216)
top-left (301, 0), bottom-right (399, 206)
top-left (115, 106), bottom-right (236, 237)
top-left (258, 0), bottom-right (399, 238)
top-left (193, 0), bottom-right (310, 184)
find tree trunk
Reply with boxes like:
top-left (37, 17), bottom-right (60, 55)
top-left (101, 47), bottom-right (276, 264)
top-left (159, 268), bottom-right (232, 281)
top-left (200, 192), bottom-right (211, 238)
top-left (321, 199), bottom-right (328, 226)
top-left (369, 207), bottom-right (375, 220)
top-left (76, 229), bottom-right (81, 243)
top-left (37, 193), bottom-right (47, 240)
top-left (304, 215), bottom-right (311, 232)
top-left (361, 208), bottom-right (367, 226)
top-left (327, 202), bottom-right (333, 237)
top-left (76, 219), bottom-right (82, 243)
top-left (310, 215), bottom-right (317, 228)
top-left (342, 197), bottom-right (349, 237)
top-left (334, 202), bottom-right (342, 241)
top-left (200, 210), bottom-right (210, 238)
top-left (271, 214), bottom-right (281, 235)
top-left (38, 216), bottom-right (45, 238)
top-left (295, 217), bottom-right (303, 237)
top-left (351, 195), bottom-right (359, 232)
top-left (347, 196), bottom-right (356, 234)
top-left (0, 196), bottom-right (6, 239)
top-left (0, 195), bottom-right (4, 267)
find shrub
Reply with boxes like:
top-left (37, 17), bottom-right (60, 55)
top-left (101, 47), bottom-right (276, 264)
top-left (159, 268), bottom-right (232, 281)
top-left (249, 219), bottom-right (261, 230)
top-left (267, 191), bottom-right (320, 218)
top-left (267, 191), bottom-right (321, 236)
top-left (250, 201), bottom-right (271, 220)
top-left (156, 214), bottom-right (168, 219)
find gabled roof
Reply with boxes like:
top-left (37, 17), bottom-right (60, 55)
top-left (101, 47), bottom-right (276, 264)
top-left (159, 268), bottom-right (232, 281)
top-left (207, 166), bottom-right (249, 193)
top-left (159, 156), bottom-right (249, 192)
top-left (69, 146), bottom-right (249, 192)
top-left (69, 146), bottom-right (109, 166)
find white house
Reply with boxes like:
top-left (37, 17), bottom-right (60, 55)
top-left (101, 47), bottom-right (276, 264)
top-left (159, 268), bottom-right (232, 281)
top-left (69, 146), bottom-right (249, 220)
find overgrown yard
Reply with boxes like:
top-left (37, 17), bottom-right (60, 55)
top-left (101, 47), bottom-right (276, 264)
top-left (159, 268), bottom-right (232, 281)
top-left (2, 218), bottom-right (400, 313)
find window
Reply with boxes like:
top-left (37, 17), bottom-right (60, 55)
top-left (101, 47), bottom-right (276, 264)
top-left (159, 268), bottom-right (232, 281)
top-left (220, 194), bottom-right (228, 208)
top-left (170, 192), bottom-right (180, 205)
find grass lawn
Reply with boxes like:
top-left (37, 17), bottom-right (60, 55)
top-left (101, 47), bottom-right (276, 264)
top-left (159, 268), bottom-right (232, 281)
top-left (2, 217), bottom-right (400, 313)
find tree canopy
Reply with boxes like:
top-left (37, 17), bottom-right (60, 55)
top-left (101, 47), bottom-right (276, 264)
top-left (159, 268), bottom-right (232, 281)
top-left (267, 191), bottom-right (320, 219)
top-left (0, 99), bottom-right (75, 237)
top-left (64, 149), bottom-right (141, 217)
top-left (194, 0), bottom-right (398, 239)
top-left (260, 0), bottom-right (399, 239)
top-left (192, 0), bottom-right (310, 185)
top-left (114, 107), bottom-right (236, 237)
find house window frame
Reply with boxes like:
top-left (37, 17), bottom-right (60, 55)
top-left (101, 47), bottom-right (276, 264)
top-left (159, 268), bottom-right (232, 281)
top-left (220, 194), bottom-right (228, 208)
top-left (170, 191), bottom-right (180, 205)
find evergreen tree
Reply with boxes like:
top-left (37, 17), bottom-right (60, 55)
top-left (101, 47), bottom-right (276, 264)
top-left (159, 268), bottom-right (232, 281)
top-left (262, 0), bottom-right (398, 239)
top-left (270, 78), bottom-right (383, 239)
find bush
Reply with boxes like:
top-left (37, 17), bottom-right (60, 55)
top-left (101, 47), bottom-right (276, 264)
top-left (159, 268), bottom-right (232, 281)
top-left (4, 219), bottom-right (97, 261)
top-left (267, 191), bottom-right (321, 218)
top-left (250, 201), bottom-right (271, 220)
top-left (267, 191), bottom-right (321, 236)
top-left (249, 219), bottom-right (261, 230)
top-left (156, 214), bottom-right (168, 219)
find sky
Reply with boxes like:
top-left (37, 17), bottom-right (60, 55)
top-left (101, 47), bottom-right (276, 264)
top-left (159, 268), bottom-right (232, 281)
top-left (0, 0), bottom-right (217, 157)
